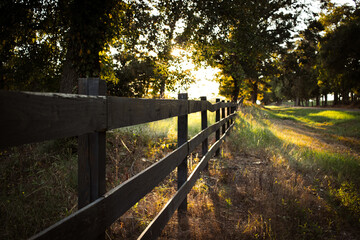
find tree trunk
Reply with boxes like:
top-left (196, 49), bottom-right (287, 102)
top-left (324, 94), bottom-right (328, 106)
top-left (232, 78), bottom-right (240, 102)
top-left (334, 92), bottom-right (338, 105)
top-left (60, 46), bottom-right (78, 93)
top-left (343, 91), bottom-right (349, 104)
top-left (251, 82), bottom-right (258, 104)
top-left (59, 0), bottom-right (105, 93)
top-left (316, 95), bottom-right (320, 106)
top-left (159, 78), bottom-right (166, 99)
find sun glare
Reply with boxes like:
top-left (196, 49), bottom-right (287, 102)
top-left (168, 47), bottom-right (222, 100)
top-left (171, 48), bottom-right (183, 57)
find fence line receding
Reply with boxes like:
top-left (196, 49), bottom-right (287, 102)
top-left (0, 78), bottom-right (238, 240)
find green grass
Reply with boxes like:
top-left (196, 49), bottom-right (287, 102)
top-left (233, 106), bottom-right (360, 182)
top-left (265, 106), bottom-right (360, 136)
top-left (0, 138), bottom-right (78, 239)
top-left (117, 111), bottom-right (217, 141)
top-left (229, 105), bottom-right (360, 231)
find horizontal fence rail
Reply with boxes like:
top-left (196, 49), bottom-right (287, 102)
top-left (0, 91), bottom-right (236, 147)
top-left (29, 114), bottom-right (237, 240)
top-left (0, 78), bottom-right (238, 240)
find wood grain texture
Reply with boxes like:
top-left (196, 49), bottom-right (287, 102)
top-left (107, 97), bottom-right (188, 130)
top-left (215, 99), bottom-right (221, 156)
top-left (0, 91), bottom-right (236, 147)
top-left (108, 97), bottom-right (235, 129)
top-left (188, 100), bottom-right (207, 113)
top-left (208, 101), bottom-right (236, 112)
top-left (0, 91), bottom-right (106, 147)
top-left (77, 78), bottom-right (107, 210)
top-left (201, 96), bottom-right (208, 171)
top-left (4, 87), bottom-right (238, 239)
top-left (177, 93), bottom-right (188, 212)
top-left (221, 100), bottom-right (226, 135)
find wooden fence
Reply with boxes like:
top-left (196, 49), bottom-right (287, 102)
top-left (0, 78), bottom-right (238, 239)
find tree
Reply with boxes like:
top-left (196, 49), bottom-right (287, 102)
top-left (318, 1), bottom-right (360, 104)
top-left (59, 0), bottom-right (122, 93)
top-left (0, 0), bottom-right (193, 97)
top-left (295, 20), bottom-right (323, 106)
top-left (181, 0), bottom-right (302, 102)
top-left (0, 0), bottom-right (63, 91)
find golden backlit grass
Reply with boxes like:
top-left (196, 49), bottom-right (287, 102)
top-left (108, 105), bottom-right (360, 239)
top-left (226, 105), bottom-right (360, 238)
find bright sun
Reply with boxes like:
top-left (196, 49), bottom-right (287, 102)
top-left (169, 48), bottom-right (222, 100)
top-left (171, 48), bottom-right (183, 57)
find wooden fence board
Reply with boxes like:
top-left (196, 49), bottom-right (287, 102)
top-left (0, 91), bottom-right (237, 147)
top-left (208, 101), bottom-right (236, 112)
top-left (177, 93), bottom-right (188, 211)
top-left (30, 113), bottom-right (238, 240)
top-left (0, 91), bottom-right (106, 147)
top-left (188, 100), bottom-right (207, 113)
top-left (107, 97), bottom-right (187, 129)
top-left (2, 88), bottom-right (239, 240)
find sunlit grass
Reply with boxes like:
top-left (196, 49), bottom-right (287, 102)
top-left (233, 106), bottom-right (360, 181)
top-left (230, 105), bottom-right (360, 227)
top-left (265, 106), bottom-right (360, 134)
top-left (308, 110), bottom-right (356, 120)
top-left (118, 111), bottom-right (216, 142)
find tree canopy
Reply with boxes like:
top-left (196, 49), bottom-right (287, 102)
top-left (1, 0), bottom-right (359, 104)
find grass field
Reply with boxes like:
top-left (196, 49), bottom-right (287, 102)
top-left (223, 105), bottom-right (360, 239)
top-left (1, 105), bottom-right (360, 239)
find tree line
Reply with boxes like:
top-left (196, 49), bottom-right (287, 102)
top-left (1, 0), bottom-right (359, 105)
top-left (263, 1), bottom-right (360, 106)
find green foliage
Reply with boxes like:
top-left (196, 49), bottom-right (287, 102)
top-left (0, 0), bottom-right (63, 91)
top-left (183, 0), bottom-right (302, 102)
top-left (107, 0), bottom-right (195, 98)
top-left (106, 54), bottom-right (154, 97)
top-left (0, 0), bottom-right (194, 96)
top-left (266, 106), bottom-right (360, 133)
top-left (318, 4), bottom-right (360, 101)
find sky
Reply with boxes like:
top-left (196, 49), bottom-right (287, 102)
top-left (173, 0), bottom-right (356, 101)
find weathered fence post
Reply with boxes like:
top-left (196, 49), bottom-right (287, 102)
top-left (227, 100), bottom-right (230, 129)
top-left (221, 100), bottom-right (226, 135)
top-left (215, 98), bottom-right (220, 156)
top-left (78, 78), bottom-right (107, 209)
top-left (201, 96), bottom-right (208, 171)
top-left (177, 93), bottom-right (188, 212)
